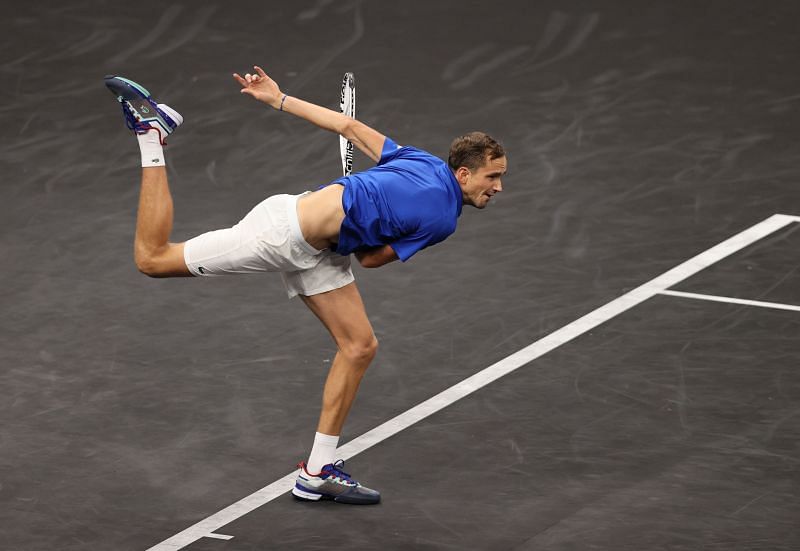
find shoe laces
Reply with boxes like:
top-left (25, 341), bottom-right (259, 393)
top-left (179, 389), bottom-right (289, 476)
top-left (120, 101), bottom-right (166, 144)
top-left (322, 459), bottom-right (354, 483)
top-left (120, 101), bottom-right (151, 134)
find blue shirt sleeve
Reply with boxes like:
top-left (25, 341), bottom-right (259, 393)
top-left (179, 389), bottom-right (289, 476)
top-left (378, 137), bottom-right (402, 165)
top-left (389, 222), bottom-right (449, 262)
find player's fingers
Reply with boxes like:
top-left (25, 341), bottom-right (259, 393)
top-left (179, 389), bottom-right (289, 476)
top-left (254, 65), bottom-right (267, 78)
top-left (232, 73), bottom-right (248, 87)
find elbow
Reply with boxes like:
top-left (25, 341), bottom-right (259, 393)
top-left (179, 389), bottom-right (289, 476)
top-left (356, 252), bottom-right (386, 269)
top-left (339, 117), bottom-right (353, 139)
top-left (355, 246), bottom-right (397, 268)
top-left (357, 256), bottom-right (380, 269)
top-left (340, 118), bottom-right (359, 142)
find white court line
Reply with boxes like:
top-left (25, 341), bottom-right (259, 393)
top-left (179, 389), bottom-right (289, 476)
top-left (660, 289), bottom-right (800, 312)
top-left (204, 533), bottom-right (234, 540)
top-left (147, 213), bottom-right (799, 551)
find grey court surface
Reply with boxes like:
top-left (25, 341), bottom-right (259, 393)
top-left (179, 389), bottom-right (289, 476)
top-left (2, 1), bottom-right (799, 550)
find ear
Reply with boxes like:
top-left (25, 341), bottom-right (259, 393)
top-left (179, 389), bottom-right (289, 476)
top-left (455, 166), bottom-right (471, 185)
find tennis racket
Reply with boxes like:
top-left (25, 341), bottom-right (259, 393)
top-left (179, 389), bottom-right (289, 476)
top-left (339, 72), bottom-right (356, 176)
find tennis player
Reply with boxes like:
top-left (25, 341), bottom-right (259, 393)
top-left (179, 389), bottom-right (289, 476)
top-left (104, 66), bottom-right (506, 505)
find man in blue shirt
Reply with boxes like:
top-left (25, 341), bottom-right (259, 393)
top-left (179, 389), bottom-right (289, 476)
top-left (328, 135), bottom-right (463, 262)
top-left (105, 65), bottom-right (506, 505)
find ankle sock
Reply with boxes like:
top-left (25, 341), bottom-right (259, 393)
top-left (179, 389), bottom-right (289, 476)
top-left (306, 432), bottom-right (339, 474)
top-left (137, 129), bottom-right (165, 168)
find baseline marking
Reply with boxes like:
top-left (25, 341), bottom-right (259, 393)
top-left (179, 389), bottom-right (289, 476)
top-left (661, 289), bottom-right (800, 313)
top-left (147, 213), bottom-right (798, 550)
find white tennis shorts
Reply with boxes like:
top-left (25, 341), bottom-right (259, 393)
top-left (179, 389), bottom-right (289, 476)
top-left (183, 192), bottom-right (354, 298)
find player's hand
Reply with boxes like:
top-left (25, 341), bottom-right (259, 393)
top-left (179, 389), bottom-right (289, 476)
top-left (233, 66), bottom-right (283, 109)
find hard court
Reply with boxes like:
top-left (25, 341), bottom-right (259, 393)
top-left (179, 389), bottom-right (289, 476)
top-left (1, 1), bottom-right (799, 550)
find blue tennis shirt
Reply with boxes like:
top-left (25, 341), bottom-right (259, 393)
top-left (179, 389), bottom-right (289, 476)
top-left (327, 137), bottom-right (463, 261)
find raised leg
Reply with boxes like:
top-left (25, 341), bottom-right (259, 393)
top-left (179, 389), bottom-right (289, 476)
top-left (134, 165), bottom-right (192, 277)
top-left (301, 282), bottom-right (378, 435)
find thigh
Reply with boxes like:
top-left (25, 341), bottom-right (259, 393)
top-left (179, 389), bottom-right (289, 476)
top-left (281, 251), bottom-right (354, 298)
top-left (183, 224), bottom-right (264, 276)
top-left (183, 195), bottom-right (310, 277)
top-left (300, 282), bottom-right (374, 345)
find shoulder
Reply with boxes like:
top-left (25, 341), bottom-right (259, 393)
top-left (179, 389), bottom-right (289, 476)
top-left (379, 139), bottom-right (443, 167)
top-left (377, 137), bottom-right (402, 164)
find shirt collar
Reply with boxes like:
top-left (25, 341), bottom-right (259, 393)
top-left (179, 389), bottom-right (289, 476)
top-left (440, 163), bottom-right (463, 217)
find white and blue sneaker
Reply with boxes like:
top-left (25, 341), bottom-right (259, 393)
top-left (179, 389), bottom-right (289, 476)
top-left (104, 75), bottom-right (182, 145)
top-left (292, 460), bottom-right (381, 505)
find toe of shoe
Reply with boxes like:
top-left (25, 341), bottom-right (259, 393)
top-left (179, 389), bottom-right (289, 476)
top-left (104, 75), bottom-right (126, 95)
top-left (334, 485), bottom-right (381, 505)
top-left (104, 76), bottom-right (147, 100)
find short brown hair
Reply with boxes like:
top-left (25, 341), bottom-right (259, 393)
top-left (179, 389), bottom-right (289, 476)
top-left (447, 131), bottom-right (505, 171)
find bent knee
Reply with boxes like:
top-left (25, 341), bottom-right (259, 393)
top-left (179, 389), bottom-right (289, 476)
top-left (135, 244), bottom-right (190, 278)
top-left (135, 253), bottom-right (167, 278)
top-left (340, 335), bottom-right (379, 364)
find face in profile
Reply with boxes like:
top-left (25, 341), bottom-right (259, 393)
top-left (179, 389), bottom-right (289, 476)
top-left (457, 155), bottom-right (507, 208)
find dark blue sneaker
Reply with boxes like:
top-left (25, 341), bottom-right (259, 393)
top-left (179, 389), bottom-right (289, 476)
top-left (293, 460), bottom-right (380, 505)
top-left (104, 75), bottom-right (182, 144)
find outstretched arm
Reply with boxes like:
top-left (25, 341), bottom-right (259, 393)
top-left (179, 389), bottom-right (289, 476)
top-left (233, 66), bottom-right (386, 163)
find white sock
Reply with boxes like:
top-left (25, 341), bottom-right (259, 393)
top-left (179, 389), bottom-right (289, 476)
top-left (306, 432), bottom-right (339, 474)
top-left (137, 128), bottom-right (165, 167)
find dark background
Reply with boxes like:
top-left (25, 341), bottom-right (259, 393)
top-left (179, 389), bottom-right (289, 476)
top-left (1, 1), bottom-right (798, 549)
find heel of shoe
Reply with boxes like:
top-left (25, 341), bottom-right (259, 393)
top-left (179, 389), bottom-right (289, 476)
top-left (157, 103), bottom-right (183, 127)
top-left (292, 486), bottom-right (322, 501)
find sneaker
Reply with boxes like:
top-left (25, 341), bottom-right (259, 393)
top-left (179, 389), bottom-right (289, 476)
top-left (292, 460), bottom-right (380, 505)
top-left (104, 75), bottom-right (182, 145)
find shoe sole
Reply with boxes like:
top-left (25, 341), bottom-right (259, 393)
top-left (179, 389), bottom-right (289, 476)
top-left (292, 487), bottom-right (322, 501)
top-left (104, 75), bottom-right (179, 134)
top-left (104, 75), bottom-right (151, 101)
top-left (292, 486), bottom-right (380, 505)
